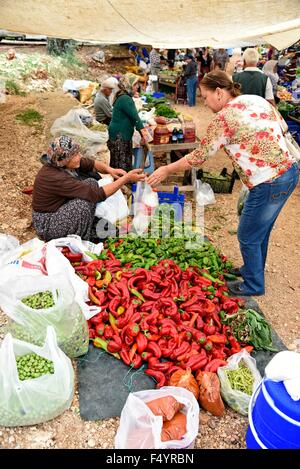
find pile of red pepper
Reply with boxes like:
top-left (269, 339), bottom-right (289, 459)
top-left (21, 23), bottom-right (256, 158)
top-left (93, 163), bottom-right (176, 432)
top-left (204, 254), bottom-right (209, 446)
top-left (61, 246), bottom-right (251, 388)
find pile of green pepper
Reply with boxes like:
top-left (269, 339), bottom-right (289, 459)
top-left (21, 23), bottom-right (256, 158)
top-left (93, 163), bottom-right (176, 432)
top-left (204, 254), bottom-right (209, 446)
top-left (104, 236), bottom-right (232, 277)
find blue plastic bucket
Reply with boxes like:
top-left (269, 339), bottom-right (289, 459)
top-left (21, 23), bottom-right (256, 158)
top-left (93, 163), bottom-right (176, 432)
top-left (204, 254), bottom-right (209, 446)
top-left (246, 379), bottom-right (300, 449)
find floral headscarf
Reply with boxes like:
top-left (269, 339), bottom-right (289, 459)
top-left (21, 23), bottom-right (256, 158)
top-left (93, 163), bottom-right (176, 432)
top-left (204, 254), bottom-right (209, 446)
top-left (117, 73), bottom-right (140, 96)
top-left (46, 135), bottom-right (80, 167)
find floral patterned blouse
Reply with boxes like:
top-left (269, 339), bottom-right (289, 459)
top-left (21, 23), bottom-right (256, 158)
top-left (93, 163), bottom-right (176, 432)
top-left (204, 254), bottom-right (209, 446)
top-left (186, 95), bottom-right (296, 188)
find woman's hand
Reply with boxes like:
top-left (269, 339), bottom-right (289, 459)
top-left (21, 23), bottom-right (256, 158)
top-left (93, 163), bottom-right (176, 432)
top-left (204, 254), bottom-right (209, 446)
top-left (147, 166), bottom-right (169, 187)
top-left (110, 168), bottom-right (127, 179)
top-left (126, 169), bottom-right (146, 183)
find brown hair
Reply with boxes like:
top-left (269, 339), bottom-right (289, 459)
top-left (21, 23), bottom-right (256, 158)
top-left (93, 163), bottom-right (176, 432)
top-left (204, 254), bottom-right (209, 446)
top-left (201, 71), bottom-right (241, 97)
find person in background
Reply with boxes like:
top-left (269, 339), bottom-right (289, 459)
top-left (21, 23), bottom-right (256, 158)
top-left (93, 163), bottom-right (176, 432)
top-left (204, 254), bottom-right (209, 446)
top-left (226, 47), bottom-right (243, 75)
top-left (183, 53), bottom-right (198, 107)
top-left (197, 48), bottom-right (212, 80)
top-left (94, 78), bottom-right (116, 125)
top-left (233, 48), bottom-right (275, 105)
top-left (108, 73), bottom-right (147, 172)
top-left (147, 71), bottom-right (298, 297)
top-left (32, 136), bottom-right (145, 242)
top-left (141, 47), bottom-right (150, 64)
top-left (212, 48), bottom-right (229, 71)
top-left (167, 49), bottom-right (176, 68)
top-left (149, 47), bottom-right (162, 76)
top-left (262, 60), bottom-right (279, 102)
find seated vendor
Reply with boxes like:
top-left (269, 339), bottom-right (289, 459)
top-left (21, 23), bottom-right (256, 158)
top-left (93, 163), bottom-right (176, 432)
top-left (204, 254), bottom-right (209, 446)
top-left (32, 135), bottom-right (145, 242)
top-left (94, 78), bottom-right (116, 125)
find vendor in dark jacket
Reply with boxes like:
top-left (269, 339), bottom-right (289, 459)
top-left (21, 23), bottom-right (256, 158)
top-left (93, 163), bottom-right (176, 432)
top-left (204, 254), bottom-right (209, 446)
top-left (32, 135), bottom-right (145, 242)
top-left (184, 54), bottom-right (198, 107)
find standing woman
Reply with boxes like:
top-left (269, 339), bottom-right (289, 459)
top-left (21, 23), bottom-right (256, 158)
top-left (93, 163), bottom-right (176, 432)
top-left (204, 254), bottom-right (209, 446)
top-left (148, 71), bottom-right (299, 297)
top-left (197, 48), bottom-right (212, 81)
top-left (108, 73), bottom-right (146, 172)
top-left (183, 53), bottom-right (198, 107)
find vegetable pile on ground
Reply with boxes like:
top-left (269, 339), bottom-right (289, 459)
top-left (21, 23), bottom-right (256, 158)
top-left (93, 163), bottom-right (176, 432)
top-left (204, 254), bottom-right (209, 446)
top-left (103, 236), bottom-right (234, 278)
top-left (60, 246), bottom-right (254, 387)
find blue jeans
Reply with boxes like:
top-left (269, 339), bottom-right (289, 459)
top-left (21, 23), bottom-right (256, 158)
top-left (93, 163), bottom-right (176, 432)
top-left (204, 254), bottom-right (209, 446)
top-left (186, 76), bottom-right (198, 106)
top-left (238, 163), bottom-right (299, 294)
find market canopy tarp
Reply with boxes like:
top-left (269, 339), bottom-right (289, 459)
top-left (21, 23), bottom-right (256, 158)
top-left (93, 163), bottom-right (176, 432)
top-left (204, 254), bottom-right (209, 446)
top-left (1, 0), bottom-right (300, 49)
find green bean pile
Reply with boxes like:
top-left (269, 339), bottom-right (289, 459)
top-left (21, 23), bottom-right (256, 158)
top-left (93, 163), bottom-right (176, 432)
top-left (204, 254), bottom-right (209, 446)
top-left (21, 291), bottom-right (55, 309)
top-left (225, 362), bottom-right (254, 396)
top-left (16, 353), bottom-right (55, 381)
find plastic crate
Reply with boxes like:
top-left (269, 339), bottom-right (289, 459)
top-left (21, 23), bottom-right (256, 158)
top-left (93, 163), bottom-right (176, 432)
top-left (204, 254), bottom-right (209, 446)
top-left (132, 185), bottom-right (185, 220)
top-left (152, 92), bottom-right (165, 99)
top-left (196, 169), bottom-right (236, 194)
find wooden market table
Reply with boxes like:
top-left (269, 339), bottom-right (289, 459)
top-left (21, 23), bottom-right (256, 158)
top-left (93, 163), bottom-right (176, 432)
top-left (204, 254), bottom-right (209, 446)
top-left (144, 138), bottom-right (201, 191)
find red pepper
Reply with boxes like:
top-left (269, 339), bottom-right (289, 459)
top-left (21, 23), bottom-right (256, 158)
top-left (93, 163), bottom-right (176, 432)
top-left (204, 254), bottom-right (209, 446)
top-left (89, 329), bottom-right (96, 339)
top-left (141, 351), bottom-right (153, 361)
top-left (196, 316), bottom-right (204, 330)
top-left (145, 333), bottom-right (161, 341)
top-left (203, 319), bottom-right (216, 336)
top-left (144, 369), bottom-right (166, 388)
top-left (93, 337), bottom-right (120, 359)
top-left (182, 354), bottom-right (208, 371)
top-left (146, 342), bottom-right (162, 359)
top-left (116, 304), bottom-right (134, 329)
top-left (104, 325), bottom-right (114, 340)
top-left (241, 345), bottom-right (254, 354)
top-left (207, 334), bottom-right (227, 345)
top-left (204, 359), bottom-right (227, 373)
top-left (148, 357), bottom-right (172, 372)
top-left (135, 332), bottom-right (147, 354)
top-left (228, 335), bottom-right (241, 353)
top-left (142, 289), bottom-right (161, 300)
top-left (64, 252), bottom-right (83, 262)
top-left (107, 340), bottom-right (122, 353)
top-left (204, 340), bottom-right (213, 352)
top-left (140, 301), bottom-right (155, 312)
top-left (120, 350), bottom-right (131, 366)
top-left (126, 322), bottom-right (140, 337)
top-left (173, 341), bottom-right (191, 358)
top-left (88, 286), bottom-right (101, 304)
top-left (96, 323), bottom-right (105, 337)
top-left (168, 366), bottom-right (183, 375)
top-left (131, 354), bottom-right (142, 369)
top-left (90, 312), bottom-right (104, 326)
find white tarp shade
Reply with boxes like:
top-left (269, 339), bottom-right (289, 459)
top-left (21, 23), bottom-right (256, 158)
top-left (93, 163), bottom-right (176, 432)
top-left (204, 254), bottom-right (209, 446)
top-left (0, 0), bottom-right (300, 50)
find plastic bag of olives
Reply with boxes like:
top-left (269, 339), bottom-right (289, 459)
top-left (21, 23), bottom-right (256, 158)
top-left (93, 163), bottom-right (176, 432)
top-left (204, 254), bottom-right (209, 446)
top-left (0, 273), bottom-right (89, 358)
top-left (0, 327), bottom-right (74, 426)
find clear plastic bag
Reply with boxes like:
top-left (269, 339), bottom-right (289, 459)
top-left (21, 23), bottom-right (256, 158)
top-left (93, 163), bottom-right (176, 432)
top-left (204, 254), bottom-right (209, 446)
top-left (115, 386), bottom-right (199, 449)
top-left (0, 327), bottom-right (74, 426)
top-left (0, 233), bottom-right (19, 260)
top-left (217, 350), bottom-right (262, 416)
top-left (95, 177), bottom-right (129, 223)
top-left (0, 273), bottom-right (89, 358)
top-left (50, 108), bottom-right (108, 157)
top-left (195, 180), bottom-right (216, 206)
top-left (132, 182), bottom-right (159, 235)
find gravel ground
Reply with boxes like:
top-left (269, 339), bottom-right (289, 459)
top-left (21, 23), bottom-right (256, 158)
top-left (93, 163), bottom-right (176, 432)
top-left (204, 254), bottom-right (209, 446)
top-left (0, 85), bottom-right (299, 449)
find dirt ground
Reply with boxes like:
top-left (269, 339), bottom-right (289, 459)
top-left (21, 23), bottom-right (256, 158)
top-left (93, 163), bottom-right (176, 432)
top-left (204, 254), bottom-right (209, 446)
top-left (0, 69), bottom-right (299, 449)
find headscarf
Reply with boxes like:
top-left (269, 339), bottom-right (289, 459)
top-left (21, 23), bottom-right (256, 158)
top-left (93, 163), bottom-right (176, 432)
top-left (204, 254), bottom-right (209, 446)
top-left (117, 73), bottom-right (140, 96)
top-left (262, 60), bottom-right (278, 74)
top-left (46, 135), bottom-right (80, 167)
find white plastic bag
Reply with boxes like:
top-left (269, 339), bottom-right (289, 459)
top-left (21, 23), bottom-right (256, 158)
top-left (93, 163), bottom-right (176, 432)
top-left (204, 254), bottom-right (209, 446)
top-left (0, 273), bottom-right (89, 358)
top-left (132, 183), bottom-right (159, 235)
top-left (265, 351), bottom-right (300, 401)
top-left (115, 386), bottom-right (199, 449)
top-left (95, 177), bottom-right (129, 223)
top-left (218, 350), bottom-right (262, 416)
top-left (195, 180), bottom-right (216, 206)
top-left (0, 233), bottom-right (19, 260)
top-left (50, 108), bottom-right (108, 157)
top-left (0, 327), bottom-right (74, 426)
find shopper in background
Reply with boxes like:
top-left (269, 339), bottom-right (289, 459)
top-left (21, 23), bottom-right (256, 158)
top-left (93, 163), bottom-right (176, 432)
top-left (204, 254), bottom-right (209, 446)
top-left (262, 60), bottom-right (279, 102)
top-left (233, 48), bottom-right (275, 105)
top-left (147, 71), bottom-right (298, 297)
top-left (197, 48), bottom-right (212, 80)
top-left (149, 47), bottom-right (161, 76)
top-left (183, 53), bottom-right (198, 107)
top-left (212, 48), bottom-right (229, 71)
top-left (226, 48), bottom-right (244, 76)
top-left (94, 78), bottom-right (116, 125)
